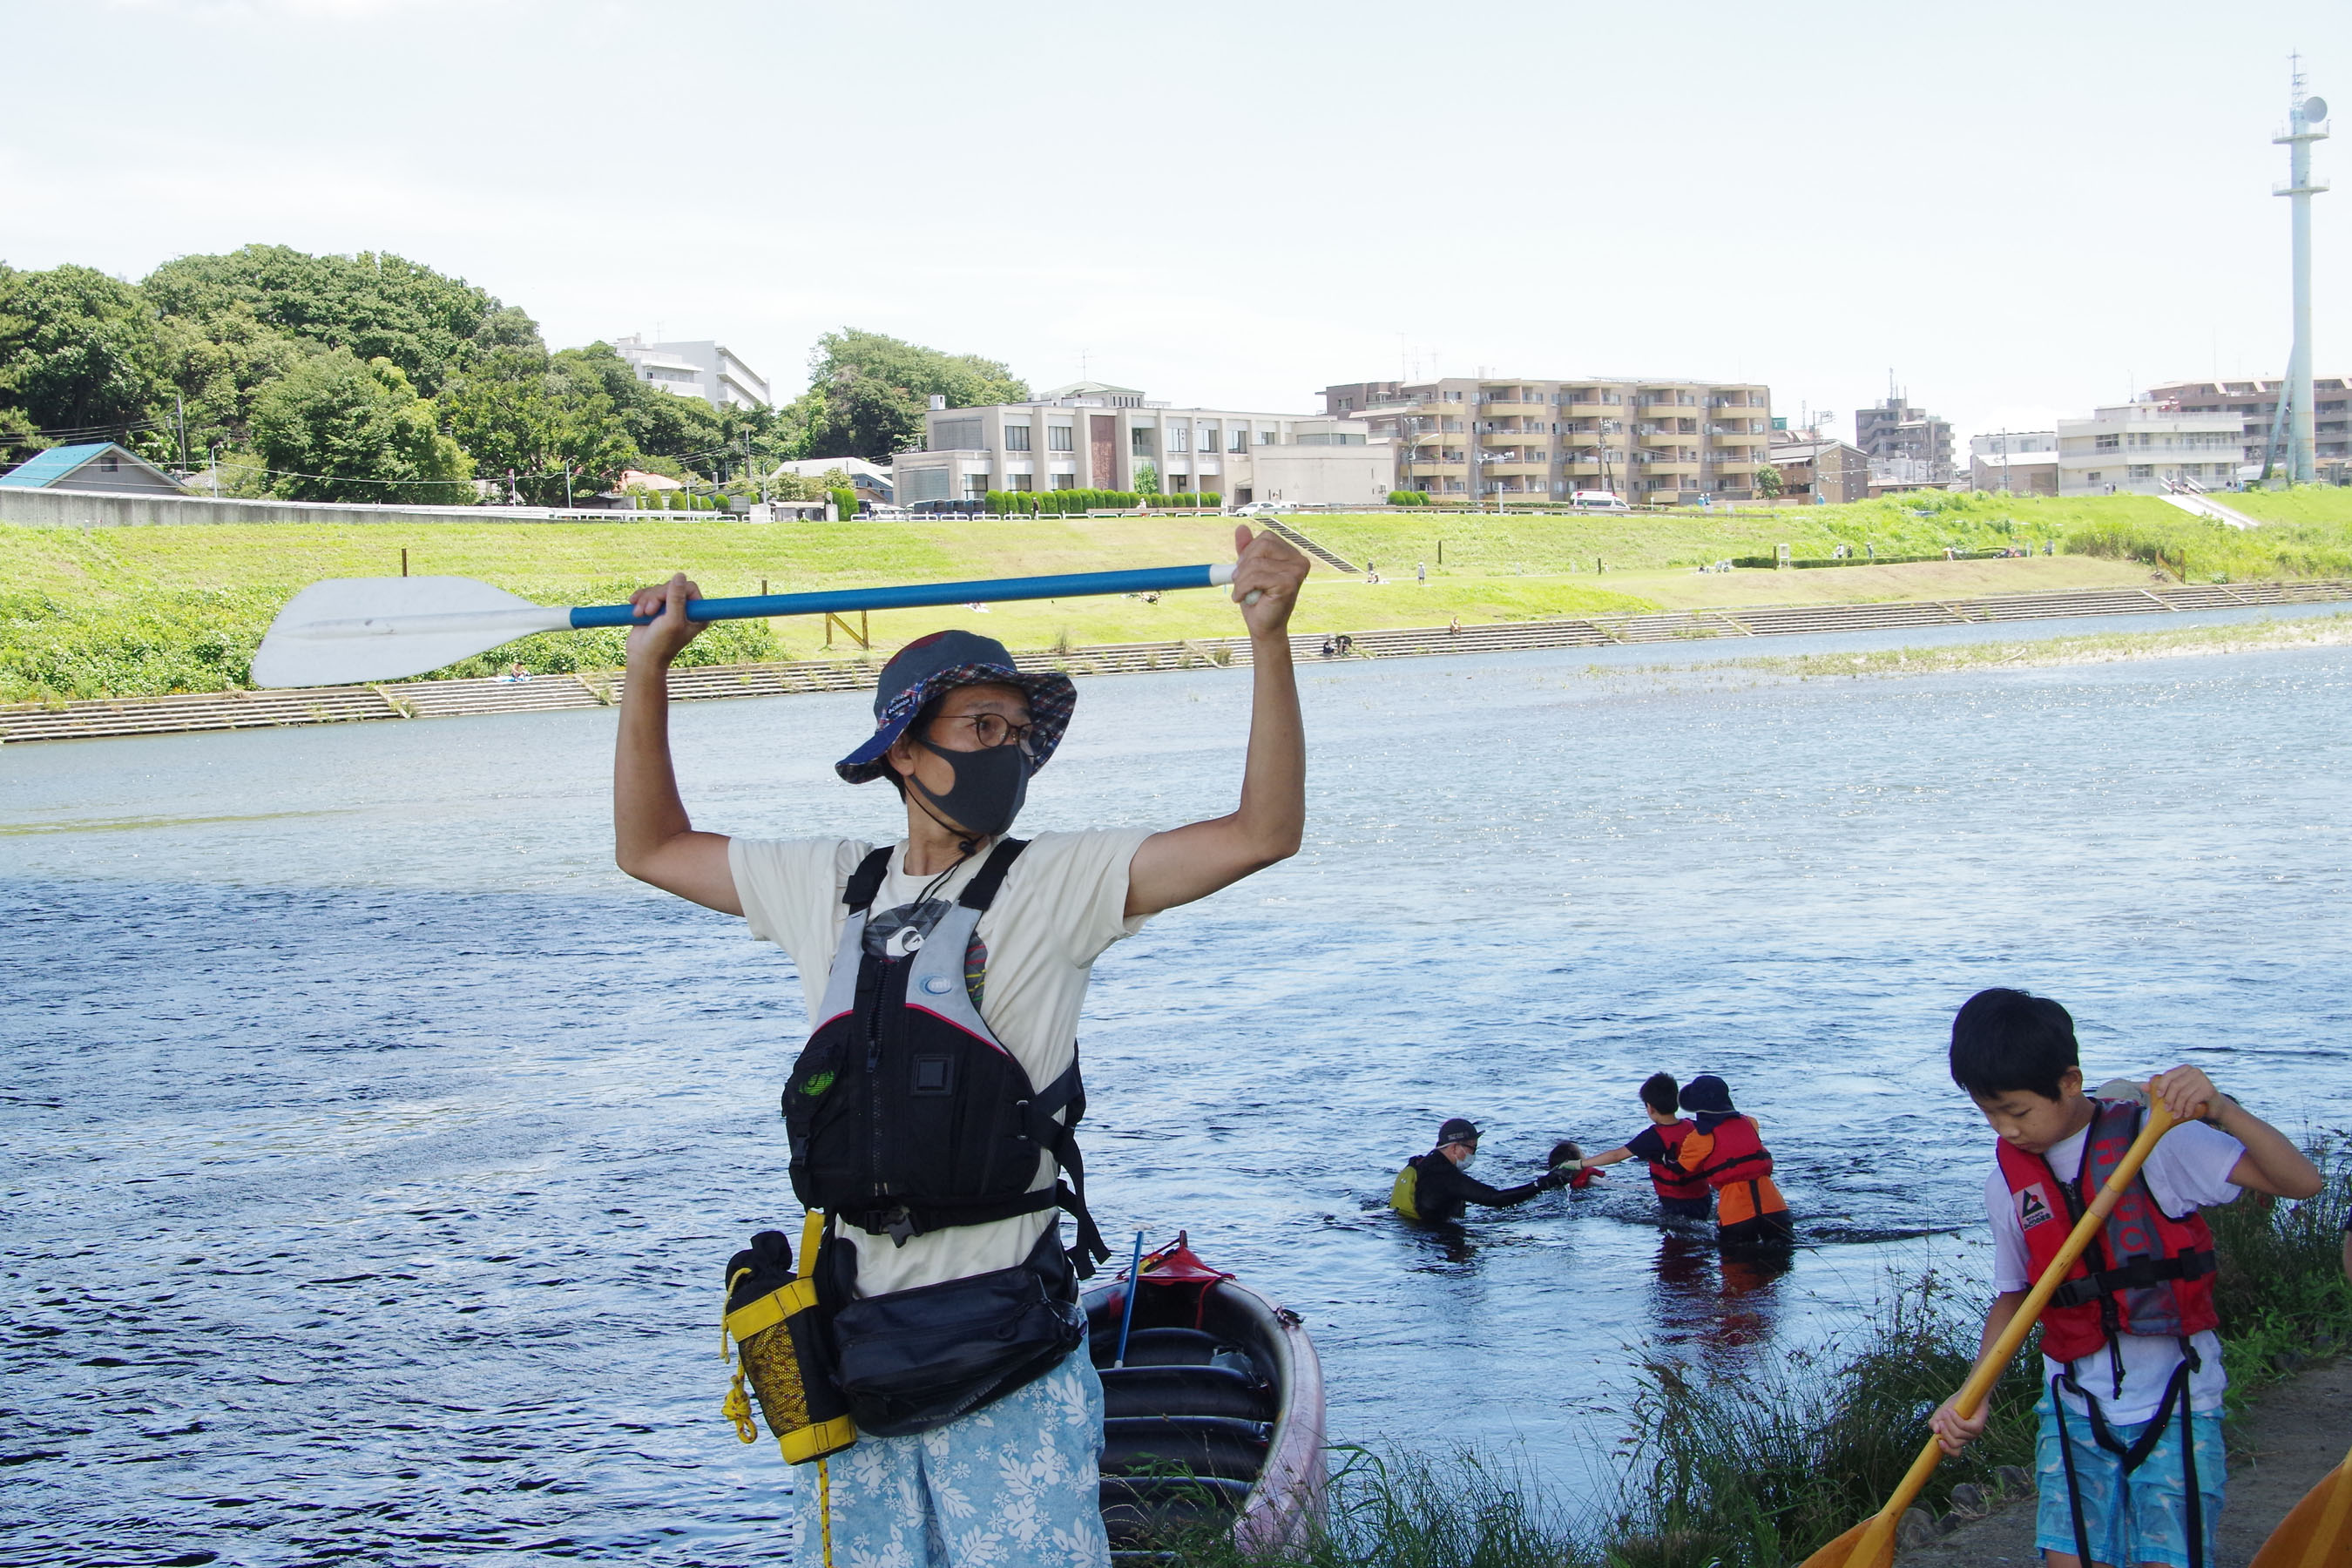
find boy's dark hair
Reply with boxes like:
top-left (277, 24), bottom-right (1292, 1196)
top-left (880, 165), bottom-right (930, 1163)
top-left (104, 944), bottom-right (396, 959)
top-left (1639, 1071), bottom-right (1679, 1116)
top-left (1950, 988), bottom-right (2079, 1101)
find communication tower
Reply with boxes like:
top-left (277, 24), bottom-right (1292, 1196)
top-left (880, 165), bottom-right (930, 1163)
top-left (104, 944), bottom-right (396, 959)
top-left (2271, 57), bottom-right (2329, 483)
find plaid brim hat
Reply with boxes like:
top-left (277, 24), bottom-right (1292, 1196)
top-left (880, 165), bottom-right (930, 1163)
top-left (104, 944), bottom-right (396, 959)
top-left (835, 629), bottom-right (1078, 783)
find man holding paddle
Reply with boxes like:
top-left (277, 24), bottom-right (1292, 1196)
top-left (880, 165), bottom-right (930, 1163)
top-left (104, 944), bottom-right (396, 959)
top-left (1926, 989), bottom-right (2319, 1568)
top-left (612, 525), bottom-right (1308, 1566)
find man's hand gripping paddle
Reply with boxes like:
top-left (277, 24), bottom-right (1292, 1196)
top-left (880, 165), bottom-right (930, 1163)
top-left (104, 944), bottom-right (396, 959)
top-left (1798, 1089), bottom-right (2186, 1568)
top-left (250, 563), bottom-right (1254, 687)
top-left (2249, 1437), bottom-right (2352, 1568)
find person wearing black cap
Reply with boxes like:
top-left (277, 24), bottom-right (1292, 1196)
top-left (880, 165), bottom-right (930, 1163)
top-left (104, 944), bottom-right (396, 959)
top-left (611, 527), bottom-right (1309, 1567)
top-left (1675, 1075), bottom-right (1795, 1249)
top-left (1389, 1118), bottom-right (1571, 1224)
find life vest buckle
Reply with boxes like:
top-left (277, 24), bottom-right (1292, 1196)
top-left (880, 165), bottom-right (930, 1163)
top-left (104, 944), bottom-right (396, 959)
top-left (882, 1206), bottom-right (918, 1246)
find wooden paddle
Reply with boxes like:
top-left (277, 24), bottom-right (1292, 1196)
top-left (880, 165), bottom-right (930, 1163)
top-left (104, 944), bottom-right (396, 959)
top-left (1798, 1090), bottom-right (2184, 1568)
top-left (2249, 1438), bottom-right (2352, 1568)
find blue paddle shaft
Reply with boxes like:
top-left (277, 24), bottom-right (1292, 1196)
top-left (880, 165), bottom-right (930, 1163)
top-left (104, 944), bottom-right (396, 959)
top-left (1113, 1231), bottom-right (1147, 1369)
top-left (567, 563), bottom-right (1233, 630)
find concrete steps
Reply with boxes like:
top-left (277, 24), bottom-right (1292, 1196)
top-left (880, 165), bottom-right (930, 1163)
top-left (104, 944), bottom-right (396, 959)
top-left (8, 578), bottom-right (2349, 745)
top-left (1257, 519), bottom-right (1362, 574)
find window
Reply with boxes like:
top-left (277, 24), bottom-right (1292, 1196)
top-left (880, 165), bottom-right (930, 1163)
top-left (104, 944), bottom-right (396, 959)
top-left (2087, 471), bottom-right (2104, 483)
top-left (1046, 424), bottom-right (1073, 451)
top-left (1131, 427), bottom-right (1155, 456)
top-left (963, 473), bottom-right (990, 498)
top-left (2094, 433), bottom-right (2120, 451)
top-left (1201, 425), bottom-right (1220, 452)
top-left (1009, 473), bottom-right (1034, 490)
top-left (1257, 429), bottom-right (1275, 445)
top-left (1004, 423), bottom-right (1032, 451)
top-left (936, 416), bottom-right (982, 450)
top-left (1227, 429), bottom-right (1245, 453)
top-left (1169, 425), bottom-right (1190, 453)
top-left (1051, 473), bottom-right (1075, 489)
top-left (2127, 465), bottom-right (2153, 480)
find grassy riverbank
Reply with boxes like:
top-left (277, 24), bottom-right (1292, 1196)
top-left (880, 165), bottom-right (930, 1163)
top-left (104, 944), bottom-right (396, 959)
top-left (1170, 1139), bottom-right (2350, 1568)
top-left (3, 489), bottom-right (2352, 702)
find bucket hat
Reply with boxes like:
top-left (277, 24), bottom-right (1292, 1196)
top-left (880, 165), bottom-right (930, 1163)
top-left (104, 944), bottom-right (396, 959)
top-left (835, 630), bottom-right (1078, 783)
top-left (1679, 1075), bottom-right (1735, 1117)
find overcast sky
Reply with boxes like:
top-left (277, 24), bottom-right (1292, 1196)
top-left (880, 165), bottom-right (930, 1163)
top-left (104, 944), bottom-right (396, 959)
top-left (5, 0), bottom-right (2348, 449)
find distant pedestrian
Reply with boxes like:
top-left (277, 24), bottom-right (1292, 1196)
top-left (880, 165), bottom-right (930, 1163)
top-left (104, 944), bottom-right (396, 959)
top-left (1448, 616), bottom-right (1462, 636)
top-left (1416, 561), bottom-right (1427, 584)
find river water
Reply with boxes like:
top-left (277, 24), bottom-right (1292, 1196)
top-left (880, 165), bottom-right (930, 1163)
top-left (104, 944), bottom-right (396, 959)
top-left (5, 605), bottom-right (2349, 1566)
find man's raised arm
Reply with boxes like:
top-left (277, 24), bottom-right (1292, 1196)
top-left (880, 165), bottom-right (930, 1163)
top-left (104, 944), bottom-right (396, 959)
top-left (613, 573), bottom-right (741, 915)
top-left (1126, 526), bottom-right (1311, 918)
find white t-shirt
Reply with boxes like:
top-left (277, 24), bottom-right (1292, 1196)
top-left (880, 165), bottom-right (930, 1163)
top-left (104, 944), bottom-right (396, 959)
top-left (729, 829), bottom-right (1152, 1298)
top-left (1983, 1116), bottom-right (2245, 1421)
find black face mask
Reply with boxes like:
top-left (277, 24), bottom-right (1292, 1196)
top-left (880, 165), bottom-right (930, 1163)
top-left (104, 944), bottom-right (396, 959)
top-left (912, 737), bottom-right (1031, 841)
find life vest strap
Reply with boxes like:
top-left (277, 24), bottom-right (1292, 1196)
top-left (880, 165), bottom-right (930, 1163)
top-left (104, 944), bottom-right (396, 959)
top-left (957, 837), bottom-right (1029, 912)
top-left (842, 846), bottom-right (895, 911)
top-left (2048, 1248), bottom-right (2217, 1310)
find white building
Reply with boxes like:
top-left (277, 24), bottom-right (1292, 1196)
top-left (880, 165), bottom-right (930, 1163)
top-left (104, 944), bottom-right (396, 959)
top-left (895, 388), bottom-right (1389, 509)
top-left (1969, 429), bottom-right (2059, 495)
top-left (612, 335), bottom-right (770, 409)
top-left (2056, 403), bottom-right (2246, 497)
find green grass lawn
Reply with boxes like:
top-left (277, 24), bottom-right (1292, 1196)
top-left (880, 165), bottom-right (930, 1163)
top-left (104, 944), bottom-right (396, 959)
top-left (5, 487), bottom-right (2352, 702)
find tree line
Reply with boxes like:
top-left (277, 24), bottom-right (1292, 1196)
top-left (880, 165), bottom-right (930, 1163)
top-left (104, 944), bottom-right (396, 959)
top-left (0, 246), bottom-right (1027, 505)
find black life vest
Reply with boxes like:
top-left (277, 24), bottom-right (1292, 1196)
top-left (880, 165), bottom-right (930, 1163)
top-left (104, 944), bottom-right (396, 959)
top-left (781, 837), bottom-right (1109, 1276)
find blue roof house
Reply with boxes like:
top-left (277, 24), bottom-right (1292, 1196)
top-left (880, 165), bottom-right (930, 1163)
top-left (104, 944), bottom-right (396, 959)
top-left (0, 442), bottom-right (186, 495)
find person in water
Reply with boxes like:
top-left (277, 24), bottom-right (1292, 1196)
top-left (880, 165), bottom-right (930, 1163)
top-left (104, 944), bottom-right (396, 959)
top-left (1674, 1075), bottom-right (1794, 1248)
top-left (1579, 1071), bottom-right (1713, 1221)
top-left (612, 525), bottom-right (1310, 1568)
top-left (1389, 1118), bottom-right (1571, 1223)
top-left (1927, 989), bottom-right (2318, 1568)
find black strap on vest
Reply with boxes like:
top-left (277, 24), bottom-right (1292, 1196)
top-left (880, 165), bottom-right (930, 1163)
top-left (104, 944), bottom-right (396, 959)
top-left (2051, 1339), bottom-right (2205, 1568)
top-left (2048, 1248), bottom-right (2217, 1310)
top-left (841, 837), bottom-right (1029, 914)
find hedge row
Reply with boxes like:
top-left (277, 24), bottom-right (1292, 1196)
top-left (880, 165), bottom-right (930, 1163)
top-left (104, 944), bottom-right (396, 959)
top-left (630, 490), bottom-right (721, 512)
top-left (984, 489), bottom-right (1142, 516)
top-left (1388, 490), bottom-right (1433, 506)
top-left (1139, 492), bottom-right (1221, 509)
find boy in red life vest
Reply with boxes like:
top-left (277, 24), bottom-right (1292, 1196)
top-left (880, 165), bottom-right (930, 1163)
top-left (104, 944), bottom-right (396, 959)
top-left (1580, 1072), bottom-right (1713, 1222)
top-left (1928, 989), bottom-right (2320, 1568)
top-left (1673, 1075), bottom-right (1794, 1247)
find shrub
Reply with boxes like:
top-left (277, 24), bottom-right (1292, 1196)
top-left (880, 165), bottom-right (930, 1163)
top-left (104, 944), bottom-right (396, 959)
top-left (1389, 490), bottom-right (1431, 506)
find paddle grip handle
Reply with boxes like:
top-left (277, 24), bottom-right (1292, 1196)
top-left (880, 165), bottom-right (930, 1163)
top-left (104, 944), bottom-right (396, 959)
top-left (571, 563), bottom-right (1239, 629)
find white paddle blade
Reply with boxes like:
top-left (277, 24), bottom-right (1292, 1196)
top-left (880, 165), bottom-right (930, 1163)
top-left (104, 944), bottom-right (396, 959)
top-left (251, 576), bottom-right (574, 688)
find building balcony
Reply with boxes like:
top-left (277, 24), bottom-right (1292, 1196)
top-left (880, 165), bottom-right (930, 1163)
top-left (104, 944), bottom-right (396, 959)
top-left (1483, 460), bottom-right (1551, 475)
top-left (1478, 401), bottom-right (1550, 417)
top-left (1640, 401), bottom-right (1696, 416)
top-left (1407, 461), bottom-right (1467, 475)
top-left (1564, 402), bottom-right (1619, 416)
top-left (1647, 459), bottom-right (1701, 474)
top-left (1562, 460), bottom-right (1604, 476)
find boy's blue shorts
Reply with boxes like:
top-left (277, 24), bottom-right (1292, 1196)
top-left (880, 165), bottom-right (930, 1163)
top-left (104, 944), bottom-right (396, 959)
top-left (2033, 1385), bottom-right (2224, 1568)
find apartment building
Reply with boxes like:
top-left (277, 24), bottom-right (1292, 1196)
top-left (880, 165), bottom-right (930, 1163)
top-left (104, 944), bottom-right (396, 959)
top-left (1321, 376), bottom-right (1772, 502)
top-left (1854, 395), bottom-right (1955, 483)
top-left (895, 387), bottom-right (1385, 508)
top-left (1967, 430), bottom-right (2059, 495)
top-left (2143, 376), bottom-right (2351, 475)
top-left (2056, 402), bottom-right (2246, 496)
top-left (612, 335), bottom-right (771, 409)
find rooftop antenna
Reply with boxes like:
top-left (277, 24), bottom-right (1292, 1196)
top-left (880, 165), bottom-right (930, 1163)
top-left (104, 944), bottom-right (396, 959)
top-left (2271, 52), bottom-right (2329, 483)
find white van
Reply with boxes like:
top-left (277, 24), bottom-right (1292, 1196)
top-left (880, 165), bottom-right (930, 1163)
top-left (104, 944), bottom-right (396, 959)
top-left (1571, 490), bottom-right (1630, 512)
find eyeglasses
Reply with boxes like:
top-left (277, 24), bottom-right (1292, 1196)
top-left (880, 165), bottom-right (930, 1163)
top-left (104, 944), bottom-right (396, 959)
top-left (937, 713), bottom-right (1037, 753)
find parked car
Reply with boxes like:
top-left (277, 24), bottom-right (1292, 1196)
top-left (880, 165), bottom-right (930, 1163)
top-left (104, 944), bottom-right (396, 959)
top-left (1570, 490), bottom-right (1631, 513)
top-left (1233, 501), bottom-right (1294, 517)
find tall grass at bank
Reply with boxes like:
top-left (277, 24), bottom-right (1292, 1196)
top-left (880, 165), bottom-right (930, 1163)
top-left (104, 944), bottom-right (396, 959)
top-left (1167, 1139), bottom-right (2351, 1568)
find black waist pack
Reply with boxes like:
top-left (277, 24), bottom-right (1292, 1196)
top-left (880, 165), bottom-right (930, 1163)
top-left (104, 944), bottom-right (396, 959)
top-left (826, 1226), bottom-right (1085, 1436)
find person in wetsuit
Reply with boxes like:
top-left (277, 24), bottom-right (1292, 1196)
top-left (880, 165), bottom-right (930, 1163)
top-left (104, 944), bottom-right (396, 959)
top-left (1389, 1118), bottom-right (1568, 1222)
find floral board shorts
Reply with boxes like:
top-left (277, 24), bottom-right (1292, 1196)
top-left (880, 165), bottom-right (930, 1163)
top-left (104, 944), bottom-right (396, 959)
top-left (793, 1345), bottom-right (1110, 1568)
top-left (2033, 1385), bottom-right (2225, 1568)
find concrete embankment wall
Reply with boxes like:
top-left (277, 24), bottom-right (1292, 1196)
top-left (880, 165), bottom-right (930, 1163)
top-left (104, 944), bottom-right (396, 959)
top-left (6, 579), bottom-right (2349, 746)
top-left (0, 488), bottom-right (639, 529)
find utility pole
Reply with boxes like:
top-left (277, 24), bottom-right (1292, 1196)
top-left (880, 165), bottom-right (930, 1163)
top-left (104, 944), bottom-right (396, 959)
top-left (175, 394), bottom-right (186, 474)
top-left (2274, 57), bottom-right (2329, 484)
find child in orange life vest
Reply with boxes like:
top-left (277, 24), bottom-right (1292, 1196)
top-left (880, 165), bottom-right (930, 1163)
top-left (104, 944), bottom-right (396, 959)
top-left (1674, 1075), bottom-right (1794, 1247)
top-left (1580, 1071), bottom-right (1713, 1221)
top-left (1928, 989), bottom-right (2319, 1568)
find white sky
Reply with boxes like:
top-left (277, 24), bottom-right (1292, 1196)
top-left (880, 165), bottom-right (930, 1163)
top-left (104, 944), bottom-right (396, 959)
top-left (3, 0), bottom-right (2348, 450)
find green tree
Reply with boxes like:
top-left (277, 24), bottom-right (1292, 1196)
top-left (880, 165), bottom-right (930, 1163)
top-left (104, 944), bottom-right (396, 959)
top-left (249, 349), bottom-right (470, 504)
top-left (154, 303), bottom-right (311, 461)
top-left (1134, 461), bottom-right (1159, 495)
top-left (440, 311), bottom-right (643, 504)
top-left (0, 263), bottom-right (168, 445)
top-left (143, 245), bottom-right (499, 396)
top-left (1755, 463), bottom-right (1784, 500)
top-left (784, 328), bottom-right (1029, 463)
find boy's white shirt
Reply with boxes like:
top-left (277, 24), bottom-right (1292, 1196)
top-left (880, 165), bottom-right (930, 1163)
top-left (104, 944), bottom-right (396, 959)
top-left (1983, 1117), bottom-right (2243, 1421)
top-left (730, 828), bottom-right (1152, 1298)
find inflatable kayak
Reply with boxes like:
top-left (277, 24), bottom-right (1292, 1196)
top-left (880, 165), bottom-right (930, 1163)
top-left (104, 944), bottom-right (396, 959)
top-left (1084, 1233), bottom-right (1327, 1558)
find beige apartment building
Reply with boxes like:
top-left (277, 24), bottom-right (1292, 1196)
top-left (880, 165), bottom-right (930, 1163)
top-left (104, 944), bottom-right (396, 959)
top-left (1321, 376), bottom-right (1772, 502)
top-left (2144, 376), bottom-right (2352, 477)
top-left (896, 382), bottom-right (1387, 508)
